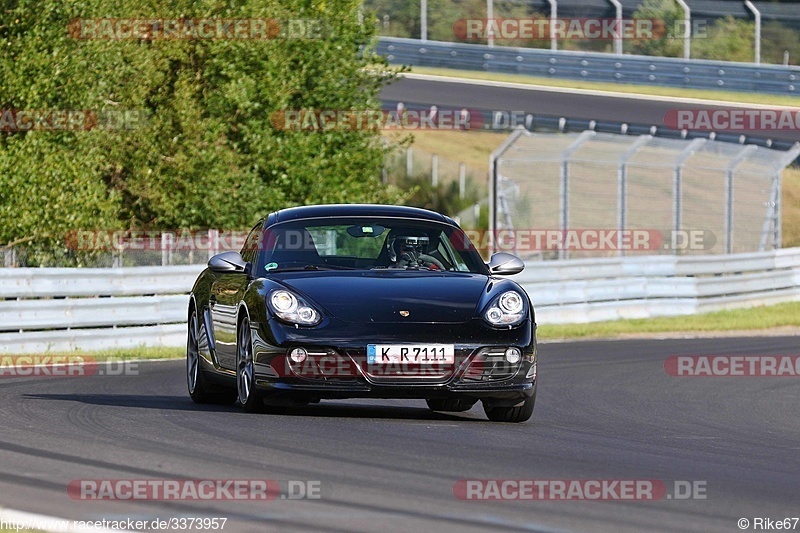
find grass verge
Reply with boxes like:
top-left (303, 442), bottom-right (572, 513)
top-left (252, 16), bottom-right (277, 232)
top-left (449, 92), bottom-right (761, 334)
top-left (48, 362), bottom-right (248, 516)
top-left (408, 66), bottom-right (800, 107)
top-left (538, 301), bottom-right (800, 341)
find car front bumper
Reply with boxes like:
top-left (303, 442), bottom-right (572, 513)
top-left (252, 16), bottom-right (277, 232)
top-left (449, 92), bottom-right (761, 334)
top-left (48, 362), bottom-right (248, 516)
top-left (248, 316), bottom-right (537, 404)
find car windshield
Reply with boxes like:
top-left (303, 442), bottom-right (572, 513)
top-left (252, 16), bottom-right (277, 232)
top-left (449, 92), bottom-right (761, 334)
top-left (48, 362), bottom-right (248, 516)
top-left (252, 217), bottom-right (488, 274)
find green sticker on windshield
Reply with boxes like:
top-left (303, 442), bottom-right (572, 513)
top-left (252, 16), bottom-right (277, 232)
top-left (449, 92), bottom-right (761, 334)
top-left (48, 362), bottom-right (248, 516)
top-left (265, 262), bottom-right (278, 271)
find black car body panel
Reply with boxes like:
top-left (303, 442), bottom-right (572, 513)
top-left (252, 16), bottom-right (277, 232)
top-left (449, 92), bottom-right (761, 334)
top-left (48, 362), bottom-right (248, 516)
top-left (188, 204), bottom-right (538, 420)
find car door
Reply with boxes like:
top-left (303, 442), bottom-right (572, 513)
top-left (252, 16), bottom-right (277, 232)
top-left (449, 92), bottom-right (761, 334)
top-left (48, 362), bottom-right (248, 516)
top-left (210, 223), bottom-right (261, 371)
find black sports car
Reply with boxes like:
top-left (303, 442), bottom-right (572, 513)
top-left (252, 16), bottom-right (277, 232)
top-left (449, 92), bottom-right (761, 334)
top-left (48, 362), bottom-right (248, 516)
top-left (187, 204), bottom-right (537, 422)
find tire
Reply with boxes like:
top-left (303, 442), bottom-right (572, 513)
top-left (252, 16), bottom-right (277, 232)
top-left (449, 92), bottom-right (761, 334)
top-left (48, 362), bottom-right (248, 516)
top-left (236, 316), bottom-right (265, 413)
top-left (187, 308), bottom-right (235, 404)
top-left (425, 398), bottom-right (476, 412)
top-left (482, 392), bottom-right (536, 423)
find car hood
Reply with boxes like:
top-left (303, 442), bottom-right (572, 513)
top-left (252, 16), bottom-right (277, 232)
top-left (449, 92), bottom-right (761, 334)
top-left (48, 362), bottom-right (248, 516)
top-left (273, 271), bottom-right (489, 324)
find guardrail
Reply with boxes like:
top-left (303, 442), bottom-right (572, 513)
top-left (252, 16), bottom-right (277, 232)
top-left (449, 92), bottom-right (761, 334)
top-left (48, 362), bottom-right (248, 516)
top-left (377, 37), bottom-right (800, 96)
top-left (518, 248), bottom-right (800, 324)
top-left (0, 265), bottom-right (202, 354)
top-left (1, 249), bottom-right (798, 353)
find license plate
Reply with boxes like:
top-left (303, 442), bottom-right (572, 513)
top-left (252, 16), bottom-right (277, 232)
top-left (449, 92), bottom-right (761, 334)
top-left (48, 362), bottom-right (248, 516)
top-left (367, 344), bottom-right (455, 364)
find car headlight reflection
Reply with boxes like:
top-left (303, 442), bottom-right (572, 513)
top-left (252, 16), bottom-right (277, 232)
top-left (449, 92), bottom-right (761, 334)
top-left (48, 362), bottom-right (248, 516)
top-left (269, 290), bottom-right (321, 326)
top-left (484, 290), bottom-right (526, 326)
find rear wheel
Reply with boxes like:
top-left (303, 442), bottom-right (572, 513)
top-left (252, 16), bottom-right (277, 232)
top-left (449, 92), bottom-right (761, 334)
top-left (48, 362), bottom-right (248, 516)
top-left (237, 316), bottom-right (265, 413)
top-left (425, 398), bottom-right (476, 412)
top-left (483, 392), bottom-right (536, 423)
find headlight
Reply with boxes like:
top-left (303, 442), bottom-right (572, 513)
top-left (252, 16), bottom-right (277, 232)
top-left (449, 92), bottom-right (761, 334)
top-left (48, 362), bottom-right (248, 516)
top-left (484, 290), bottom-right (526, 326)
top-left (269, 290), bottom-right (321, 326)
top-left (499, 291), bottom-right (523, 314)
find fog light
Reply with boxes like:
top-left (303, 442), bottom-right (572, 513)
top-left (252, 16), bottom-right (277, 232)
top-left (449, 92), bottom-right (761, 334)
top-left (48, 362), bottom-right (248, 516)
top-left (289, 347), bottom-right (308, 363)
top-left (504, 347), bottom-right (521, 364)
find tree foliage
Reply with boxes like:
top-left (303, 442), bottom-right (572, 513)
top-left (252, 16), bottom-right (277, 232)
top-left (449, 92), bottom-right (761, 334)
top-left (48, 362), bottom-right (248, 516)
top-left (0, 0), bottom-right (407, 264)
top-left (365, 0), bottom-right (536, 45)
top-left (630, 0), bottom-right (685, 58)
top-left (693, 16), bottom-right (755, 62)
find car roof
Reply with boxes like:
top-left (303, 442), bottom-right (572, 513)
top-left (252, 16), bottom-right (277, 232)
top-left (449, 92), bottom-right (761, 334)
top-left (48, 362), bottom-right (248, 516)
top-left (265, 204), bottom-right (457, 226)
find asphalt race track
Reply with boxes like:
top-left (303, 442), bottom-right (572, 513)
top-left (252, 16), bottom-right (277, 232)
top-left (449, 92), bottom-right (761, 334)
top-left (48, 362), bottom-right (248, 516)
top-left (381, 76), bottom-right (800, 145)
top-left (0, 336), bottom-right (798, 532)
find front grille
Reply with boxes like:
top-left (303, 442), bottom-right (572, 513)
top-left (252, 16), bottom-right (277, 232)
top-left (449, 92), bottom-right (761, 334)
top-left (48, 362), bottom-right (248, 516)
top-left (461, 348), bottom-right (520, 383)
top-left (345, 349), bottom-right (471, 384)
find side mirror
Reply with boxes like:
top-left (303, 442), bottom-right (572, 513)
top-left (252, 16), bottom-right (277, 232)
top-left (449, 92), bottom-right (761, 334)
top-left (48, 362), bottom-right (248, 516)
top-left (208, 251), bottom-right (248, 274)
top-left (487, 252), bottom-right (524, 276)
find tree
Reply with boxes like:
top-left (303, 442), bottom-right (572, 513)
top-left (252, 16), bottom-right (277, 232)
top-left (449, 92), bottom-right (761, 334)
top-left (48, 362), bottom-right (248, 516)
top-left (693, 16), bottom-right (755, 62)
top-left (630, 0), bottom-right (685, 58)
top-left (0, 0), bottom-right (407, 264)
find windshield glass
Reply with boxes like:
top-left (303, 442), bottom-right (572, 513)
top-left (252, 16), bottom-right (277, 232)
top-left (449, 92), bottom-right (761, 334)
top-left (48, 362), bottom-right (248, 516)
top-left (252, 217), bottom-right (487, 274)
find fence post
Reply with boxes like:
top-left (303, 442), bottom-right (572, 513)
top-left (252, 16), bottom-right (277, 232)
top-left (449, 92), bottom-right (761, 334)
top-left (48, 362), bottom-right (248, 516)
top-left (673, 138), bottom-right (706, 254)
top-left (546, 0), bottom-right (558, 51)
top-left (162, 232), bottom-right (174, 266)
top-left (759, 176), bottom-right (780, 251)
top-left (725, 145), bottom-right (758, 254)
top-left (744, 0), bottom-right (761, 64)
top-left (608, 0), bottom-right (623, 55)
top-left (618, 135), bottom-right (652, 257)
top-left (488, 127), bottom-right (528, 255)
top-left (406, 147), bottom-right (413, 177)
top-left (459, 163), bottom-right (466, 199)
top-left (559, 131), bottom-right (596, 259)
top-left (432, 154), bottom-right (438, 186)
top-left (676, 0), bottom-right (692, 60)
top-left (420, 0), bottom-right (427, 41)
top-left (208, 229), bottom-right (219, 260)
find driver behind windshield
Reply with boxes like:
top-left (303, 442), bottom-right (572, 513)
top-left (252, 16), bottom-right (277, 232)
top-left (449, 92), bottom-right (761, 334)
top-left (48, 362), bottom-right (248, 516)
top-left (387, 234), bottom-right (445, 270)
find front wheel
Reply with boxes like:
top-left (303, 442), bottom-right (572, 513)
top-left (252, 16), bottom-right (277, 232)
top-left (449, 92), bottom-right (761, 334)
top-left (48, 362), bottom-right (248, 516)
top-left (482, 392), bottom-right (536, 423)
top-left (237, 316), bottom-right (265, 413)
top-left (187, 309), bottom-right (235, 404)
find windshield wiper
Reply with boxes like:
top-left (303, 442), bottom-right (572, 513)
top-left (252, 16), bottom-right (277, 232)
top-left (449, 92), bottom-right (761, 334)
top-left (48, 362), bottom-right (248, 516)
top-left (304, 264), bottom-right (358, 270)
top-left (268, 264), bottom-right (358, 272)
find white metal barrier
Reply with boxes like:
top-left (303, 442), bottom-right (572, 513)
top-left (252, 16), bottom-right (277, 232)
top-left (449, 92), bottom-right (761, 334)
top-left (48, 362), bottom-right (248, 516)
top-left (0, 265), bottom-right (202, 354)
top-left (0, 249), bottom-right (798, 354)
top-left (519, 248), bottom-right (800, 324)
